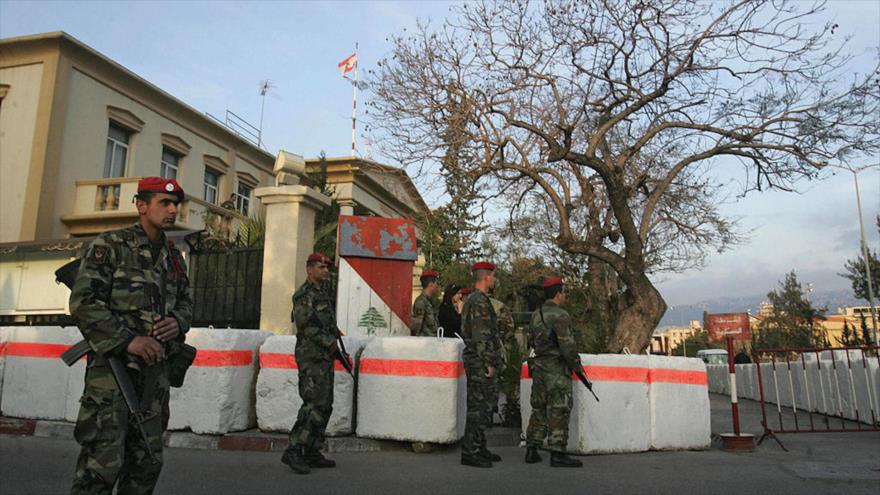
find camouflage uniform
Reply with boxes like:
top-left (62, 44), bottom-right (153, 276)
top-left (410, 293), bottom-right (438, 337)
top-left (490, 297), bottom-right (517, 422)
top-left (460, 290), bottom-right (501, 457)
top-left (288, 279), bottom-right (338, 452)
top-left (69, 223), bottom-right (192, 495)
top-left (526, 300), bottom-right (580, 451)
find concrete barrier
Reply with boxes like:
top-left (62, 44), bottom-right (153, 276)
top-left (168, 328), bottom-right (271, 434)
top-left (0, 326), bottom-right (85, 421)
top-left (648, 356), bottom-right (710, 450)
top-left (0, 327), bottom-right (10, 412)
top-left (255, 335), bottom-right (366, 435)
top-left (521, 354), bottom-right (652, 454)
top-left (356, 336), bottom-right (466, 443)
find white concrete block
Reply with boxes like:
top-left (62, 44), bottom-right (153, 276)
top-left (522, 354), bottom-right (651, 454)
top-left (648, 356), bottom-right (710, 450)
top-left (168, 328), bottom-right (271, 434)
top-left (356, 336), bottom-right (465, 443)
top-left (255, 335), bottom-right (366, 436)
top-left (832, 354), bottom-right (880, 424)
top-left (0, 326), bottom-right (85, 421)
top-left (0, 327), bottom-right (9, 413)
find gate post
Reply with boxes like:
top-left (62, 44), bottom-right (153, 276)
top-left (255, 152), bottom-right (331, 334)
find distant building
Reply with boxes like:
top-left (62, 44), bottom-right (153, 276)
top-left (749, 303), bottom-right (875, 347)
top-left (651, 320), bottom-right (702, 355)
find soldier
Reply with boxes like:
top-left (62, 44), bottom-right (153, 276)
top-left (460, 262), bottom-right (503, 468)
top-left (282, 252), bottom-right (341, 475)
top-left (490, 295), bottom-right (518, 425)
top-left (525, 278), bottom-right (583, 467)
top-left (411, 269), bottom-right (439, 337)
top-left (69, 177), bottom-right (193, 494)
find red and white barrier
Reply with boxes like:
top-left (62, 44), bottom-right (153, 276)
top-left (0, 327), bottom-right (9, 412)
top-left (522, 354), bottom-right (710, 454)
top-left (168, 328), bottom-right (271, 434)
top-left (356, 336), bottom-right (466, 443)
top-left (255, 335), bottom-right (365, 435)
top-left (648, 355), bottom-right (710, 450)
top-left (0, 326), bottom-right (85, 421)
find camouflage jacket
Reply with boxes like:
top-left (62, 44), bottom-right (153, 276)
top-left (69, 223), bottom-right (193, 360)
top-left (528, 300), bottom-right (580, 374)
top-left (410, 293), bottom-right (438, 337)
top-left (461, 290), bottom-right (501, 370)
top-left (292, 279), bottom-right (338, 360)
top-left (490, 297), bottom-right (516, 354)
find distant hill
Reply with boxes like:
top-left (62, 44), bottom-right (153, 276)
top-left (658, 289), bottom-right (871, 328)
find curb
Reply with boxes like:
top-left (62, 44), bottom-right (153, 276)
top-left (0, 417), bottom-right (521, 452)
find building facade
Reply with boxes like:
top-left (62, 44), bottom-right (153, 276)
top-left (0, 32), bottom-right (275, 320)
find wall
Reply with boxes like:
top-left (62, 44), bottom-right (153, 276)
top-left (0, 63), bottom-right (44, 243)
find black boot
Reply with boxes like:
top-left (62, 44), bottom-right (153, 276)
top-left (550, 451), bottom-right (583, 468)
top-left (305, 449), bottom-right (337, 468)
top-left (480, 449), bottom-right (502, 462)
top-left (525, 447), bottom-right (542, 464)
top-left (461, 452), bottom-right (493, 468)
top-left (281, 446), bottom-right (310, 474)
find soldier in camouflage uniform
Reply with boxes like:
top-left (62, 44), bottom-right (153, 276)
top-left (460, 261), bottom-right (503, 468)
top-left (69, 177), bottom-right (193, 494)
top-left (490, 296), bottom-right (518, 424)
top-left (282, 252), bottom-right (341, 475)
top-left (525, 278), bottom-right (582, 467)
top-left (411, 269), bottom-right (439, 337)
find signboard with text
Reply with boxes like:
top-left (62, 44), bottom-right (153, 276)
top-left (706, 312), bottom-right (751, 342)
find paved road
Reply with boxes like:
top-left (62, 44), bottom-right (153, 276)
top-left (2, 395), bottom-right (878, 495)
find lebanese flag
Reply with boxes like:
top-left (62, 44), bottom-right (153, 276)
top-left (338, 53), bottom-right (357, 76)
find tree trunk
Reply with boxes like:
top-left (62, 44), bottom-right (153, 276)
top-left (608, 274), bottom-right (667, 353)
top-left (586, 257), bottom-right (620, 352)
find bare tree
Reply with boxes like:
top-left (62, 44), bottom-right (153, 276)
top-left (368, 0), bottom-right (880, 352)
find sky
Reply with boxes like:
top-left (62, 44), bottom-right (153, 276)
top-left (1, 0), bottom-right (878, 306)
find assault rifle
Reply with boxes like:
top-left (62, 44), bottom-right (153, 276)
top-left (336, 332), bottom-right (354, 376)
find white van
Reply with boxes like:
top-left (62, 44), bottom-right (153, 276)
top-left (696, 349), bottom-right (728, 365)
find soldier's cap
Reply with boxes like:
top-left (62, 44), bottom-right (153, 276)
top-left (307, 252), bottom-right (332, 264)
top-left (420, 269), bottom-right (439, 279)
top-left (460, 287), bottom-right (472, 295)
top-left (542, 277), bottom-right (564, 288)
top-left (471, 261), bottom-right (496, 272)
top-left (137, 177), bottom-right (184, 202)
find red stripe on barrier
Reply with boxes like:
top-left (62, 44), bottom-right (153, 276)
top-left (359, 358), bottom-right (464, 378)
top-left (520, 364), bottom-right (706, 386)
top-left (649, 368), bottom-right (708, 386)
top-left (259, 353), bottom-right (350, 372)
top-left (193, 350), bottom-right (253, 367)
top-left (3, 342), bottom-right (72, 359)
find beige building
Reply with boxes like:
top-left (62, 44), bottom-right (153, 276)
top-left (651, 320), bottom-right (703, 355)
top-left (0, 32), bottom-right (275, 321)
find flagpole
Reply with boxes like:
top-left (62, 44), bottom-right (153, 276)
top-left (351, 42), bottom-right (358, 158)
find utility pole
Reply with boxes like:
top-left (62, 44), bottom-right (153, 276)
top-left (851, 168), bottom-right (879, 345)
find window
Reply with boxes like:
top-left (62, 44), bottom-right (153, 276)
top-left (203, 169), bottom-right (220, 204)
top-left (160, 147), bottom-right (180, 179)
top-left (236, 182), bottom-right (252, 216)
top-left (103, 123), bottom-right (130, 177)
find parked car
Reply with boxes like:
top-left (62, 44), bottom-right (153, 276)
top-left (696, 349), bottom-right (728, 365)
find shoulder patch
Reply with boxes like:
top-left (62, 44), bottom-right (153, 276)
top-left (89, 245), bottom-right (109, 264)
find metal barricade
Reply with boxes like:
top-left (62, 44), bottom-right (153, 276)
top-left (753, 346), bottom-right (880, 451)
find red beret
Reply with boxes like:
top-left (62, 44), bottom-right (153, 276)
top-left (137, 177), bottom-right (184, 200)
top-left (420, 269), bottom-right (439, 279)
top-left (471, 261), bottom-right (496, 272)
top-left (307, 253), bottom-right (331, 264)
top-left (460, 287), bottom-right (472, 295)
top-left (542, 277), bottom-right (564, 288)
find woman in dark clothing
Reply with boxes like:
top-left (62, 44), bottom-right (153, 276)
top-left (437, 284), bottom-right (463, 338)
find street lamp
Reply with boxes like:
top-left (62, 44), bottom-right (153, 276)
top-left (830, 163), bottom-right (879, 346)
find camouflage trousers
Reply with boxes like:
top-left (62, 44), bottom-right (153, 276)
top-left (71, 361), bottom-right (169, 495)
top-left (461, 365), bottom-right (496, 456)
top-left (288, 357), bottom-right (334, 451)
top-left (526, 367), bottom-right (573, 451)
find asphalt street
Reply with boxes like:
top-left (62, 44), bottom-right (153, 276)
top-left (1, 394), bottom-right (878, 495)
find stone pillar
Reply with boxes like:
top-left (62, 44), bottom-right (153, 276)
top-left (338, 199), bottom-right (356, 216)
top-left (255, 184), bottom-right (331, 334)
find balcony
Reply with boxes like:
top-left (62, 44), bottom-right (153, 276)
top-left (61, 177), bottom-right (246, 236)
